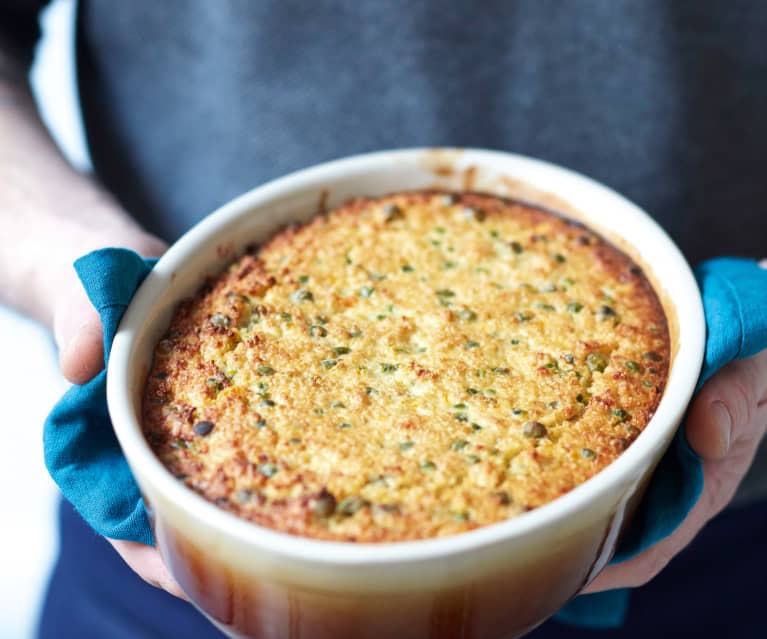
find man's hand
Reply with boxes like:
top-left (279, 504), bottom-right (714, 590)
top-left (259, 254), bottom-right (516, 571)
top-left (53, 232), bottom-right (167, 383)
top-left (109, 539), bottom-right (187, 600)
top-left (1, 35), bottom-right (185, 602)
top-left (585, 347), bottom-right (767, 593)
top-left (54, 234), bottom-right (186, 600)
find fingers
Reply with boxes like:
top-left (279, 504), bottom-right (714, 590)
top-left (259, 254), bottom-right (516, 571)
top-left (686, 351), bottom-right (767, 460)
top-left (53, 276), bottom-right (105, 384)
top-left (57, 313), bottom-right (104, 384)
top-left (586, 349), bottom-right (767, 593)
top-left (107, 538), bottom-right (188, 600)
top-left (583, 476), bottom-right (713, 593)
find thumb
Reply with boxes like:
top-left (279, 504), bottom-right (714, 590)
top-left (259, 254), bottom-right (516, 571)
top-left (686, 351), bottom-right (767, 460)
top-left (53, 276), bottom-right (104, 385)
top-left (50, 231), bottom-right (168, 385)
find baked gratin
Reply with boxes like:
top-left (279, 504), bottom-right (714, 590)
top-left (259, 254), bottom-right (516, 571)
top-left (142, 191), bottom-right (669, 542)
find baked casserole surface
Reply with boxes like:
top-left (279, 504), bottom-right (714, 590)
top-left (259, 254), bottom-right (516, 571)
top-left (142, 191), bottom-right (669, 542)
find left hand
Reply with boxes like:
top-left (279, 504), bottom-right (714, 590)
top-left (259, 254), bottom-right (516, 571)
top-left (107, 539), bottom-right (187, 599)
top-left (584, 347), bottom-right (767, 592)
top-left (53, 233), bottom-right (186, 599)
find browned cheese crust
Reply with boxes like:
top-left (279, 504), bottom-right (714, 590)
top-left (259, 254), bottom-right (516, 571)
top-left (142, 192), bottom-right (669, 542)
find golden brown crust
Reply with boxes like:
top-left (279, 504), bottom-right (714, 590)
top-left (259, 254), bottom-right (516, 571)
top-left (142, 191), bottom-right (669, 542)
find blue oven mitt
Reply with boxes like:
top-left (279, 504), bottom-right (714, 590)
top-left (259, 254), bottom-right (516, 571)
top-left (43, 250), bottom-right (767, 625)
top-left (557, 256), bottom-right (767, 627)
top-left (43, 249), bottom-right (158, 546)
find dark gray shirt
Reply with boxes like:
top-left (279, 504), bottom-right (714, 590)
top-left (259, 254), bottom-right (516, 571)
top-left (4, 0), bottom-right (766, 502)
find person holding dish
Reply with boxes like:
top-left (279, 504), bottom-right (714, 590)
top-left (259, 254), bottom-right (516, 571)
top-left (1, 1), bottom-right (766, 637)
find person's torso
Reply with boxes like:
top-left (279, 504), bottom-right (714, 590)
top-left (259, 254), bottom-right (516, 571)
top-left (75, 0), bottom-right (767, 503)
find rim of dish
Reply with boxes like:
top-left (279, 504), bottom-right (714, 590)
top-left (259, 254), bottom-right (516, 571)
top-left (107, 147), bottom-right (705, 566)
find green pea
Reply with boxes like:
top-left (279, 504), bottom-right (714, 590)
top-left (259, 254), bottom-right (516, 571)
top-left (337, 496), bottom-right (369, 516)
top-left (381, 202), bottom-right (402, 221)
top-left (522, 421), bottom-right (547, 438)
top-left (313, 490), bottom-right (337, 517)
top-left (586, 353), bottom-right (608, 373)
top-left (291, 288), bottom-right (314, 303)
top-left (257, 463), bottom-right (278, 477)
top-left (494, 491), bottom-right (512, 505)
top-left (462, 207), bottom-right (485, 221)
top-left (210, 313), bottom-right (230, 328)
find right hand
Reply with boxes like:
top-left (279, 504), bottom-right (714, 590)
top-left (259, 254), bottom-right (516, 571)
top-left (53, 232), bottom-right (167, 383)
top-left (51, 232), bottom-right (187, 598)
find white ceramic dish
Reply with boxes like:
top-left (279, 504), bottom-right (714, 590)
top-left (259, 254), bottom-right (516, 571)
top-left (107, 148), bottom-right (705, 639)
